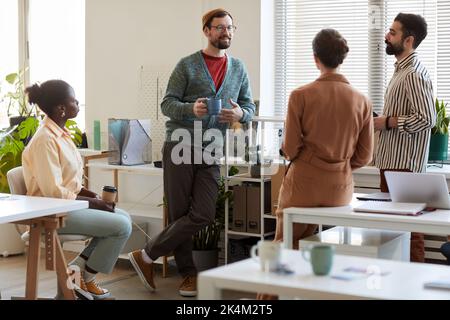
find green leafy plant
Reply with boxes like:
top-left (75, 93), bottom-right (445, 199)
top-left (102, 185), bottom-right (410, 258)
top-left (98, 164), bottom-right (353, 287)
top-left (0, 117), bottom-right (40, 192)
top-left (192, 166), bottom-right (238, 251)
top-left (2, 71), bottom-right (37, 118)
top-left (432, 98), bottom-right (450, 135)
top-left (0, 117), bottom-right (83, 192)
top-left (66, 119), bottom-right (83, 147)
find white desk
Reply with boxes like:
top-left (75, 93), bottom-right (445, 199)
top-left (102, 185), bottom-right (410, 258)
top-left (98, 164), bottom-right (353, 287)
top-left (198, 249), bottom-right (450, 300)
top-left (0, 193), bottom-right (88, 299)
top-left (283, 194), bottom-right (450, 250)
top-left (0, 194), bottom-right (88, 224)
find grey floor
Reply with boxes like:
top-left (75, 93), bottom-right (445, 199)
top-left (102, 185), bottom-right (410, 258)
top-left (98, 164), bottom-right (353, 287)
top-left (0, 250), bottom-right (252, 300)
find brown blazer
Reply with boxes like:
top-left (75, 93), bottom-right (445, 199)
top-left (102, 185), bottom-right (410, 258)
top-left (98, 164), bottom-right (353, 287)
top-left (279, 73), bottom-right (373, 209)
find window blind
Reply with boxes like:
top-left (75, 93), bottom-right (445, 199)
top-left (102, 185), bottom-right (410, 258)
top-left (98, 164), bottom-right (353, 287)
top-left (274, 0), bottom-right (369, 116)
top-left (274, 0), bottom-right (447, 116)
top-left (437, 2), bottom-right (450, 111)
top-left (28, 0), bottom-right (85, 106)
top-left (0, 0), bottom-right (19, 128)
top-left (382, 0), bottom-right (437, 106)
top-left (27, 0), bottom-right (86, 131)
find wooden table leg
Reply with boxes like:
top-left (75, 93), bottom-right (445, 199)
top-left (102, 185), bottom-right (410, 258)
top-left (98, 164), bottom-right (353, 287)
top-left (113, 169), bottom-right (119, 202)
top-left (22, 215), bottom-right (76, 300)
top-left (25, 221), bottom-right (41, 300)
top-left (163, 256), bottom-right (168, 278)
top-left (54, 233), bottom-right (76, 300)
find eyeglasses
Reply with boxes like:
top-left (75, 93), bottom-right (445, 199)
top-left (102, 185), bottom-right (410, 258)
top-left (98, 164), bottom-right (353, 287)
top-left (210, 25), bottom-right (237, 33)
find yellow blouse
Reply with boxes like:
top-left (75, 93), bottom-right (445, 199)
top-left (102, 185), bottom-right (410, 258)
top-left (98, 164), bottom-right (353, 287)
top-left (22, 116), bottom-right (83, 200)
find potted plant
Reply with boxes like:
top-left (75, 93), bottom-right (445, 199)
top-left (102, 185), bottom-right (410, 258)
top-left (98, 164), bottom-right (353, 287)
top-left (2, 71), bottom-right (38, 127)
top-left (429, 98), bottom-right (449, 162)
top-left (192, 166), bottom-right (238, 271)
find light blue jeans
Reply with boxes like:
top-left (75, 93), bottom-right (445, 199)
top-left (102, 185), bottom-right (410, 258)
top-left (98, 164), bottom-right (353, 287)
top-left (58, 208), bottom-right (132, 274)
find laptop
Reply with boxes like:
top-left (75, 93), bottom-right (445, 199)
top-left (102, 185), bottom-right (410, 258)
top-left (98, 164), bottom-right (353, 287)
top-left (356, 192), bottom-right (391, 202)
top-left (353, 201), bottom-right (426, 216)
top-left (384, 171), bottom-right (450, 209)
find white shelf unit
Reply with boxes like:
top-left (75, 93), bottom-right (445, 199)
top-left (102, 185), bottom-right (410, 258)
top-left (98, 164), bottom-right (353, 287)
top-left (224, 116), bottom-right (285, 264)
top-left (86, 161), bottom-right (169, 269)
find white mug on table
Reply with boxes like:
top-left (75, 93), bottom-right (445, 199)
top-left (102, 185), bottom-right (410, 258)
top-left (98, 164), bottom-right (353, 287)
top-left (250, 240), bottom-right (281, 272)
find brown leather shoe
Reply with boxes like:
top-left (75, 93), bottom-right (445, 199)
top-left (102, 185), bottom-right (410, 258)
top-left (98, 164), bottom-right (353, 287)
top-left (179, 275), bottom-right (197, 297)
top-left (128, 250), bottom-right (156, 292)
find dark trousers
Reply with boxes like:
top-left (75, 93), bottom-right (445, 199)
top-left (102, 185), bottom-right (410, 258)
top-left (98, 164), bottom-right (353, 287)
top-left (145, 142), bottom-right (220, 276)
top-left (380, 169), bottom-right (425, 262)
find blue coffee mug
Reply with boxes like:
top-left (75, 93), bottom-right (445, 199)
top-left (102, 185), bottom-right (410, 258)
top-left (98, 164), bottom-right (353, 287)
top-left (206, 97), bottom-right (222, 115)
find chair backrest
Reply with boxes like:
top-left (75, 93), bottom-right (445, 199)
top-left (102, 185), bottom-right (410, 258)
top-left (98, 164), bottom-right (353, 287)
top-left (7, 166), bottom-right (90, 243)
top-left (7, 166), bottom-right (27, 195)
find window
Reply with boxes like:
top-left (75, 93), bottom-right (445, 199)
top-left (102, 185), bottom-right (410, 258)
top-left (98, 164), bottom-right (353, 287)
top-left (0, 0), bottom-right (19, 128)
top-left (437, 1), bottom-right (450, 106)
top-left (273, 0), bottom-right (450, 156)
top-left (0, 0), bottom-right (85, 131)
top-left (274, 0), bottom-right (369, 116)
top-left (28, 0), bottom-right (85, 131)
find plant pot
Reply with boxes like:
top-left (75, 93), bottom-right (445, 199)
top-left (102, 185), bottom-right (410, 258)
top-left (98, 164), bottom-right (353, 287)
top-left (9, 116), bottom-right (28, 127)
top-left (250, 164), bottom-right (261, 178)
top-left (429, 133), bottom-right (448, 161)
top-left (192, 249), bottom-right (219, 272)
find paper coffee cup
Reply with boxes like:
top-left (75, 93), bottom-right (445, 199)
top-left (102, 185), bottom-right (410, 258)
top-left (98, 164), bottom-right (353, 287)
top-left (102, 185), bottom-right (117, 203)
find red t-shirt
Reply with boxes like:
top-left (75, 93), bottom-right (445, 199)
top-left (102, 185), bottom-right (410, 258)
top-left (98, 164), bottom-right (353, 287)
top-left (202, 52), bottom-right (228, 91)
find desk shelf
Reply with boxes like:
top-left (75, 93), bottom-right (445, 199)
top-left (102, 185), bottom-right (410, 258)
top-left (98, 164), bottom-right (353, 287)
top-left (226, 173), bottom-right (271, 183)
top-left (116, 202), bottom-right (163, 220)
top-left (227, 230), bottom-right (275, 238)
top-left (87, 162), bottom-right (163, 176)
top-left (223, 116), bottom-right (285, 264)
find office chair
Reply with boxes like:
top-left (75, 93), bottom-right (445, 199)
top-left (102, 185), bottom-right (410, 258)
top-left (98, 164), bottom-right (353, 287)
top-left (7, 166), bottom-right (91, 299)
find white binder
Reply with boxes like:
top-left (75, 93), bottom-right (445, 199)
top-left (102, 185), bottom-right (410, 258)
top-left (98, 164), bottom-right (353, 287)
top-left (108, 118), bottom-right (152, 166)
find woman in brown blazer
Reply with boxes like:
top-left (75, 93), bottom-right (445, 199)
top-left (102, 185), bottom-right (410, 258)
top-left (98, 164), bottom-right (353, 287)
top-left (275, 29), bottom-right (374, 247)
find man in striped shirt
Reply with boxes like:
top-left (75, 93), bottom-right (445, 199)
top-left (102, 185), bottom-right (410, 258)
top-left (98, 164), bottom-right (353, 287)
top-left (374, 13), bottom-right (436, 262)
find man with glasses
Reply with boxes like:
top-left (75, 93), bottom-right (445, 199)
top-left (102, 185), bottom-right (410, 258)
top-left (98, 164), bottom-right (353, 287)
top-left (128, 8), bottom-right (255, 297)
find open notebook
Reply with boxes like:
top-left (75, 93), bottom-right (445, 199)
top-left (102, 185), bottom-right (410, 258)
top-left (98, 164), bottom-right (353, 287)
top-left (353, 201), bottom-right (427, 216)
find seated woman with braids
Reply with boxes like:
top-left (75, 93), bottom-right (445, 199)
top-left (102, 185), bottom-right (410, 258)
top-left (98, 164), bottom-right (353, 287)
top-left (22, 80), bottom-right (132, 299)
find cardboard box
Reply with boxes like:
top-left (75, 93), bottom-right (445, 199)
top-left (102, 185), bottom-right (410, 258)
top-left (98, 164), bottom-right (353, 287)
top-left (246, 181), bottom-right (272, 234)
top-left (231, 185), bottom-right (247, 232)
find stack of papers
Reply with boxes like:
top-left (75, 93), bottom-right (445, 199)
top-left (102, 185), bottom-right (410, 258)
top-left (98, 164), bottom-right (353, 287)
top-left (353, 201), bottom-right (426, 216)
top-left (332, 266), bottom-right (390, 281)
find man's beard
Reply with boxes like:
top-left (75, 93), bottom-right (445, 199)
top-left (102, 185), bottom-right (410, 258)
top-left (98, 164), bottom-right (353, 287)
top-left (385, 40), bottom-right (404, 55)
top-left (212, 37), bottom-right (231, 50)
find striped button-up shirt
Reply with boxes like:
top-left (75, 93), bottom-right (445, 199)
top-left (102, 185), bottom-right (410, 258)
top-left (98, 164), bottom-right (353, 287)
top-left (375, 51), bottom-right (435, 173)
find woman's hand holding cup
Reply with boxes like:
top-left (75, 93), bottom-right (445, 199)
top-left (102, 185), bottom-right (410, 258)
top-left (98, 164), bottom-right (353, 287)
top-left (88, 198), bottom-right (115, 213)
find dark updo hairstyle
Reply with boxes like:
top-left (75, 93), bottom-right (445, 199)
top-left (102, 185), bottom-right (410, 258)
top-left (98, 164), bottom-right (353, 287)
top-left (25, 80), bottom-right (72, 116)
top-left (312, 29), bottom-right (349, 69)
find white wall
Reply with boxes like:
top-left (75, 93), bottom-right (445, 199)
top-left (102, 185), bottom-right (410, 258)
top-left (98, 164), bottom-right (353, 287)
top-left (85, 0), bottom-right (261, 148)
